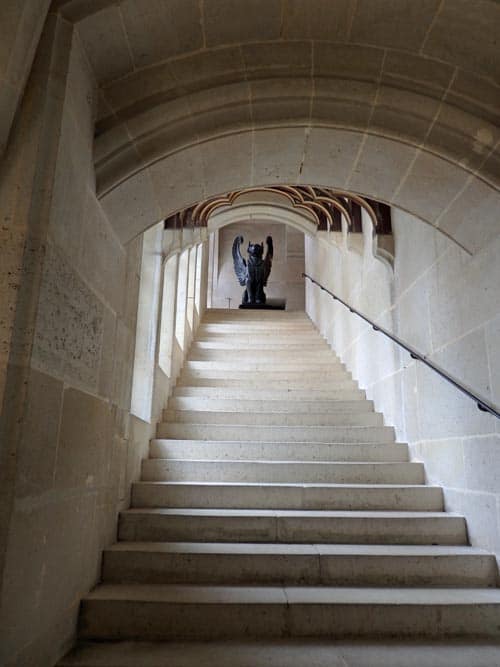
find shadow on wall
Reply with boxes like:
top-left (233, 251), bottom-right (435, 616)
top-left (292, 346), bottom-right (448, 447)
top-left (211, 221), bottom-right (305, 310)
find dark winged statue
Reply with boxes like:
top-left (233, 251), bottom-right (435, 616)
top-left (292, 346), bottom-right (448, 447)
top-left (232, 235), bottom-right (273, 305)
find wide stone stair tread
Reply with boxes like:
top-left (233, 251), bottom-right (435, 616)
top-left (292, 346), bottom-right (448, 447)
top-left (104, 541), bottom-right (492, 558)
top-left (140, 459), bottom-right (425, 484)
top-left (189, 349), bottom-right (334, 357)
top-left (182, 366), bottom-right (347, 374)
top-left (57, 638), bottom-right (500, 667)
top-left (182, 363), bottom-right (347, 372)
top-left (161, 409), bottom-right (384, 426)
top-left (189, 346), bottom-right (338, 355)
top-left (167, 397), bottom-right (375, 411)
top-left (177, 373), bottom-right (356, 385)
top-left (149, 440), bottom-right (410, 462)
top-left (118, 508), bottom-right (467, 545)
top-left (178, 377), bottom-right (355, 387)
top-left (158, 423), bottom-right (396, 443)
top-left (174, 386), bottom-right (366, 399)
top-left (78, 585), bottom-right (500, 640)
top-left (84, 584), bottom-right (500, 604)
top-left (131, 481), bottom-right (444, 511)
top-left (120, 508), bottom-right (462, 518)
top-left (101, 542), bottom-right (497, 587)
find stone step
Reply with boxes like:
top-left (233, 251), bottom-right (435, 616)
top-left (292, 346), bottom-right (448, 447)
top-left (176, 376), bottom-right (358, 389)
top-left (198, 326), bottom-right (319, 336)
top-left (204, 309), bottom-right (310, 318)
top-left (188, 357), bottom-right (341, 368)
top-left (173, 386), bottom-right (366, 400)
top-left (199, 317), bottom-right (314, 327)
top-left (157, 423), bottom-right (396, 443)
top-left (161, 409), bottom-right (384, 427)
top-left (149, 440), bottom-right (409, 462)
top-left (201, 320), bottom-right (313, 326)
top-left (79, 585), bottom-right (500, 640)
top-left (201, 313), bottom-right (312, 321)
top-left (101, 543), bottom-right (497, 587)
top-left (199, 320), bottom-right (315, 328)
top-left (118, 509), bottom-right (467, 545)
top-left (196, 335), bottom-right (330, 346)
top-left (140, 460), bottom-right (424, 485)
top-left (193, 339), bottom-right (329, 349)
top-left (184, 360), bottom-right (345, 372)
top-left (167, 396), bottom-right (375, 413)
top-left (189, 350), bottom-right (336, 361)
top-left (56, 637), bottom-right (500, 667)
top-left (131, 482), bottom-right (443, 511)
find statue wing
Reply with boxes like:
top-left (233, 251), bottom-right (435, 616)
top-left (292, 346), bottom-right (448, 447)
top-left (263, 235), bottom-right (273, 286)
top-left (232, 235), bottom-right (247, 286)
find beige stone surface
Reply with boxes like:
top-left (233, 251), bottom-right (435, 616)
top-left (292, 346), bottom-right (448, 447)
top-left (121, 0), bottom-right (203, 68)
top-left (447, 69), bottom-right (500, 128)
top-left (283, 0), bottom-right (355, 41)
top-left (395, 152), bottom-right (470, 223)
top-left (381, 50), bottom-right (454, 98)
top-left (100, 168), bottom-right (163, 242)
top-left (33, 242), bottom-right (105, 389)
top-left (15, 368), bottom-right (64, 500)
top-left (437, 177), bottom-right (500, 254)
top-left (350, 0), bottom-right (440, 51)
top-left (77, 6), bottom-right (134, 84)
top-left (204, 0), bottom-right (282, 47)
top-left (0, 0), bottom-right (51, 154)
top-left (347, 135), bottom-right (417, 202)
top-left (422, 0), bottom-right (500, 81)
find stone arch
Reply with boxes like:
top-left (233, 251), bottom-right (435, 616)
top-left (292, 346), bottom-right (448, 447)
top-left (99, 125), bottom-right (498, 256)
top-left (55, 0), bottom-right (498, 257)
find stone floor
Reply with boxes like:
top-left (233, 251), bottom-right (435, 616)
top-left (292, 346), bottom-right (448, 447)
top-left (60, 639), bottom-right (500, 666)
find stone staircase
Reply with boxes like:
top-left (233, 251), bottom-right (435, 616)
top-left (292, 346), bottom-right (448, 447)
top-left (62, 309), bottom-right (500, 662)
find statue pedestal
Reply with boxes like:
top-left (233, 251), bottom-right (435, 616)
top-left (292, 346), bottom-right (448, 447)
top-left (239, 298), bottom-right (286, 310)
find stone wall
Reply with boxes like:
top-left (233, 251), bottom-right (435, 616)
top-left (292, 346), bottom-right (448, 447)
top-left (211, 221), bottom-right (305, 310)
top-left (305, 212), bottom-right (500, 570)
top-left (0, 0), bottom-right (51, 155)
top-left (0, 25), bottom-right (133, 665)
top-left (0, 16), bottom-right (209, 658)
top-left (0, 21), bottom-right (183, 665)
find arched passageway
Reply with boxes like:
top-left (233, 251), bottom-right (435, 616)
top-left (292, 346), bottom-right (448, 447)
top-left (0, 2), bottom-right (499, 665)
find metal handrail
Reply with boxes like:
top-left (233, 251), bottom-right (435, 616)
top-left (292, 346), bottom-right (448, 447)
top-left (303, 273), bottom-right (500, 419)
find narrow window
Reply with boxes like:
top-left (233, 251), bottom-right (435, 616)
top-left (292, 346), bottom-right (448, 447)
top-left (186, 245), bottom-right (197, 330)
top-left (194, 243), bottom-right (204, 314)
top-left (175, 248), bottom-right (189, 349)
top-left (158, 254), bottom-right (178, 376)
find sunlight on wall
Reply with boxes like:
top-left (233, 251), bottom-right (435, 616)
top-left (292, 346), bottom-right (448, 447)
top-left (131, 223), bottom-right (163, 421)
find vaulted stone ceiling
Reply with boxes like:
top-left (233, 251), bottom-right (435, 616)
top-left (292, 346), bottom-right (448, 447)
top-left (53, 0), bottom-right (499, 253)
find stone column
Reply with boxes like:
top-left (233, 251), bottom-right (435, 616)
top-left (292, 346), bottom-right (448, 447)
top-left (0, 11), bottom-right (73, 597)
